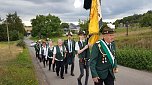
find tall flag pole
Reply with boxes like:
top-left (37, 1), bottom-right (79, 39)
top-left (84, 0), bottom-right (102, 45)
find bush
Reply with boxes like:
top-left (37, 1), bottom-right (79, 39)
top-left (116, 48), bottom-right (152, 71)
top-left (9, 30), bottom-right (19, 41)
top-left (16, 39), bottom-right (26, 48)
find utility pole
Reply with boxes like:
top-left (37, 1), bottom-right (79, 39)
top-left (126, 21), bottom-right (129, 36)
top-left (6, 19), bottom-right (11, 55)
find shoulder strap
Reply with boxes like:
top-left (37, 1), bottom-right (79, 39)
top-left (78, 41), bottom-right (83, 49)
top-left (52, 46), bottom-right (54, 51)
top-left (99, 40), bottom-right (115, 66)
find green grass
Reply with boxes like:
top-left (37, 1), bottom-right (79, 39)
top-left (0, 48), bottom-right (38, 85)
top-left (115, 27), bottom-right (150, 33)
top-left (0, 40), bottom-right (19, 45)
top-left (116, 31), bottom-right (152, 49)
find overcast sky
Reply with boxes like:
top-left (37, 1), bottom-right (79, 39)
top-left (0, 0), bottom-right (152, 26)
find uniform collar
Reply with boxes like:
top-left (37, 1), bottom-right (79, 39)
top-left (103, 39), bottom-right (111, 45)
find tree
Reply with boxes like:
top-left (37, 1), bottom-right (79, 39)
top-left (6, 12), bottom-right (25, 35)
top-left (0, 23), bottom-right (7, 41)
top-left (78, 19), bottom-right (89, 34)
top-left (61, 23), bottom-right (69, 29)
top-left (31, 14), bottom-right (62, 38)
top-left (0, 12), bottom-right (24, 41)
top-left (114, 10), bottom-right (152, 28)
top-left (140, 13), bottom-right (152, 28)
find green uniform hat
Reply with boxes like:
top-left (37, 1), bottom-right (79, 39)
top-left (78, 30), bottom-right (86, 35)
top-left (100, 24), bottom-right (115, 34)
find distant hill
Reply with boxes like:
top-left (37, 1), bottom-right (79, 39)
top-left (114, 10), bottom-right (152, 28)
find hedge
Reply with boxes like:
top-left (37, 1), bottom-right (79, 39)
top-left (116, 48), bottom-right (152, 71)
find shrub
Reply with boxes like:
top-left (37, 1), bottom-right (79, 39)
top-left (9, 30), bottom-right (19, 41)
top-left (116, 48), bottom-right (152, 71)
top-left (16, 39), bottom-right (26, 48)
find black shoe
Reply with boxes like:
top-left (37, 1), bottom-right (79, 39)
top-left (53, 70), bottom-right (55, 72)
top-left (71, 73), bottom-right (75, 76)
top-left (57, 73), bottom-right (59, 76)
top-left (77, 78), bottom-right (82, 85)
top-left (65, 70), bottom-right (67, 74)
top-left (61, 76), bottom-right (64, 79)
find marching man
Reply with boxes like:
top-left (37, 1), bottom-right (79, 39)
top-left (90, 25), bottom-right (118, 85)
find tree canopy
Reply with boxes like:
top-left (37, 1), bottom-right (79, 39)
top-left (114, 10), bottom-right (152, 28)
top-left (78, 19), bottom-right (89, 34)
top-left (31, 14), bottom-right (62, 38)
top-left (60, 23), bottom-right (69, 29)
top-left (0, 12), bottom-right (25, 41)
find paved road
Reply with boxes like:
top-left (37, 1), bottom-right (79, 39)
top-left (24, 38), bottom-right (152, 85)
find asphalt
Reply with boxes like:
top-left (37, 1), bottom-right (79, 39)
top-left (24, 37), bottom-right (152, 85)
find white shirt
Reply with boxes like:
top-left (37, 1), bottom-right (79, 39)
top-left (75, 40), bottom-right (84, 51)
top-left (39, 43), bottom-right (42, 54)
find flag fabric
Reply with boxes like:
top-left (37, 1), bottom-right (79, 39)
top-left (83, 0), bottom-right (92, 10)
top-left (87, 0), bottom-right (102, 45)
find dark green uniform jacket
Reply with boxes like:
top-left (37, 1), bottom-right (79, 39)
top-left (90, 40), bottom-right (117, 79)
top-left (77, 40), bottom-right (90, 59)
top-left (48, 47), bottom-right (54, 58)
top-left (55, 45), bottom-right (65, 61)
top-left (64, 39), bottom-right (75, 58)
top-left (34, 43), bottom-right (39, 52)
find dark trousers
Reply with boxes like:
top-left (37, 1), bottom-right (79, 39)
top-left (39, 54), bottom-right (42, 62)
top-left (94, 72), bottom-right (114, 85)
top-left (42, 55), bottom-right (47, 67)
top-left (77, 60), bottom-right (89, 85)
top-left (36, 51), bottom-right (39, 58)
top-left (48, 58), bottom-right (55, 71)
top-left (65, 53), bottom-right (74, 74)
top-left (65, 62), bottom-right (74, 74)
top-left (56, 61), bottom-right (64, 77)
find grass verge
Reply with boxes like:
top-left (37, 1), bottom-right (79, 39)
top-left (0, 48), bottom-right (38, 85)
